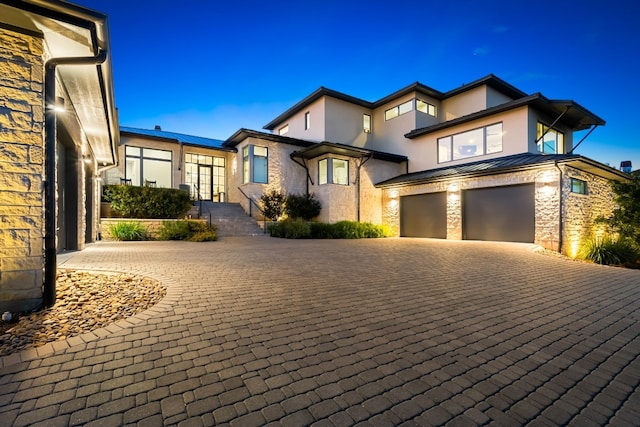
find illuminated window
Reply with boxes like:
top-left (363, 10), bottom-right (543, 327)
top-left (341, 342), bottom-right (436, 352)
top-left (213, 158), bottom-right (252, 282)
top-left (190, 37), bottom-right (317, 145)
top-left (363, 114), bottom-right (371, 133)
top-left (416, 99), bottom-right (437, 116)
top-left (537, 123), bottom-right (564, 154)
top-left (319, 158), bottom-right (349, 185)
top-left (305, 112), bottom-right (310, 130)
top-left (279, 124), bottom-right (289, 135)
top-left (570, 178), bottom-right (587, 194)
top-left (437, 123), bottom-right (503, 163)
top-left (385, 100), bottom-right (413, 121)
top-left (125, 146), bottom-right (172, 187)
top-left (242, 145), bottom-right (268, 184)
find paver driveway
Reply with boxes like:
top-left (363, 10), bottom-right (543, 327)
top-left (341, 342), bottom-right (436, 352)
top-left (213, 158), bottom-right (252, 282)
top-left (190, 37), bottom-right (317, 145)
top-left (1, 237), bottom-right (639, 426)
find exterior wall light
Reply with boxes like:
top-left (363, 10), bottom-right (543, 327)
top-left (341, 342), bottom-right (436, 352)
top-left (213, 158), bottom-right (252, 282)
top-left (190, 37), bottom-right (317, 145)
top-left (82, 154), bottom-right (92, 164)
top-left (53, 96), bottom-right (65, 113)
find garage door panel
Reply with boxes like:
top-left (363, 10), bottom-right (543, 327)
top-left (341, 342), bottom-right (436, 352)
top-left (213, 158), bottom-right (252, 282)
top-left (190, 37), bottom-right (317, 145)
top-left (400, 192), bottom-right (447, 238)
top-left (463, 184), bottom-right (534, 243)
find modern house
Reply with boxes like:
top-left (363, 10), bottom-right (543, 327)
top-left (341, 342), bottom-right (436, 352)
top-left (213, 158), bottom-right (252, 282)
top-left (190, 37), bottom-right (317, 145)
top-left (0, 0), bottom-right (118, 311)
top-left (111, 75), bottom-right (628, 260)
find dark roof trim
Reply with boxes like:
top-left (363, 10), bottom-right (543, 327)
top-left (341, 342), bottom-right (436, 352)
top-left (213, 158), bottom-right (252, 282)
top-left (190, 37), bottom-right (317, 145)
top-left (376, 153), bottom-right (628, 188)
top-left (405, 93), bottom-right (605, 139)
top-left (444, 74), bottom-right (528, 100)
top-left (263, 74), bottom-right (530, 131)
top-left (291, 141), bottom-right (407, 163)
top-left (223, 128), bottom-right (317, 149)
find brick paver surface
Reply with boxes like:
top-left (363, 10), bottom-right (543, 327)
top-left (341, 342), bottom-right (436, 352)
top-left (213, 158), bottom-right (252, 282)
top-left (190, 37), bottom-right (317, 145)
top-left (1, 237), bottom-right (639, 426)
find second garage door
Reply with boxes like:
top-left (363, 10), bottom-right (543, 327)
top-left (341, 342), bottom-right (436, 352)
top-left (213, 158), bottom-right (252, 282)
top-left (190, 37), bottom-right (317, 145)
top-left (400, 192), bottom-right (447, 238)
top-left (462, 184), bottom-right (535, 243)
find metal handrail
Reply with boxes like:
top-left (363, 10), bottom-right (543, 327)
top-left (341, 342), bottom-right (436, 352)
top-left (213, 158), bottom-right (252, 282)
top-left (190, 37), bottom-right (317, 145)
top-left (237, 187), bottom-right (267, 233)
top-left (193, 184), bottom-right (202, 218)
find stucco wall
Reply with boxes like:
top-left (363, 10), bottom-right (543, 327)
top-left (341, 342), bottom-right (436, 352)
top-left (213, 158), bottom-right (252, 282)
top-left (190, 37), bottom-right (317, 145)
top-left (381, 165), bottom-right (615, 254)
top-left (0, 27), bottom-right (45, 311)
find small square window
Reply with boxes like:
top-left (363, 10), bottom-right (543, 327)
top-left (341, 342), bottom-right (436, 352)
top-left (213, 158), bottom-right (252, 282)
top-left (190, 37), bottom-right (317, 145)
top-left (279, 124), bottom-right (289, 135)
top-left (570, 178), bottom-right (587, 194)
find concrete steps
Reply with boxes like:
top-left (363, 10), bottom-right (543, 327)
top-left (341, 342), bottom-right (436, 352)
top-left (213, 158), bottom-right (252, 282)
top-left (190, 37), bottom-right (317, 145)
top-left (196, 202), bottom-right (265, 237)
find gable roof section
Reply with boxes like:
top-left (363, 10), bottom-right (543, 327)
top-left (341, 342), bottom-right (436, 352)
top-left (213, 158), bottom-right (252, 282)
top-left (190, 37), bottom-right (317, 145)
top-left (444, 74), bottom-right (528, 99)
top-left (376, 153), bottom-right (628, 188)
top-left (224, 128), bottom-right (317, 149)
top-left (120, 126), bottom-right (231, 151)
top-left (405, 93), bottom-right (606, 139)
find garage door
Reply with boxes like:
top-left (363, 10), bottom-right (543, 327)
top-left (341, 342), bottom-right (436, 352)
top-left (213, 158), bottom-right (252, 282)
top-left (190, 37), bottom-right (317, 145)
top-left (400, 192), bottom-right (447, 238)
top-left (462, 184), bottom-right (535, 243)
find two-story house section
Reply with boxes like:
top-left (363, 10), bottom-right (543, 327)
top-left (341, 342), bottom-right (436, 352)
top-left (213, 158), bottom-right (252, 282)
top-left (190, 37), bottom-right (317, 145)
top-left (223, 74), bottom-right (628, 255)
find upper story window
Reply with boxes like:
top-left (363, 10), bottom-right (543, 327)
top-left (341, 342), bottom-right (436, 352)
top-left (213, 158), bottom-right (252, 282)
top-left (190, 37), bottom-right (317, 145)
top-left (416, 99), bottom-right (437, 116)
top-left (279, 124), bottom-right (289, 135)
top-left (363, 114), bottom-right (371, 133)
top-left (319, 158), bottom-right (349, 185)
top-left (570, 178), bottom-right (587, 194)
top-left (537, 122), bottom-right (564, 154)
top-left (304, 112), bottom-right (310, 130)
top-left (437, 123), bottom-right (503, 163)
top-left (385, 100), bottom-right (413, 121)
top-left (242, 145), bottom-right (268, 184)
top-left (125, 146), bottom-right (172, 187)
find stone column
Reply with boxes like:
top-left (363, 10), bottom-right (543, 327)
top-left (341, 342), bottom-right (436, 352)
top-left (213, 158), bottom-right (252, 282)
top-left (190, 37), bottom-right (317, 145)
top-left (0, 27), bottom-right (45, 312)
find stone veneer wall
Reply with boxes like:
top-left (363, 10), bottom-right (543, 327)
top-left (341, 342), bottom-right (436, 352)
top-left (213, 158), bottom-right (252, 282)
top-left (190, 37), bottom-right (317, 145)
top-left (0, 27), bottom-right (45, 311)
top-left (382, 164), bottom-right (619, 254)
top-left (561, 165), bottom-right (617, 257)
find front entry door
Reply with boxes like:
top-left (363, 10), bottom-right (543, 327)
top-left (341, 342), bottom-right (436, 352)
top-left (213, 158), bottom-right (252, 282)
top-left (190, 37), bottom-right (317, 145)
top-left (198, 164), bottom-right (212, 200)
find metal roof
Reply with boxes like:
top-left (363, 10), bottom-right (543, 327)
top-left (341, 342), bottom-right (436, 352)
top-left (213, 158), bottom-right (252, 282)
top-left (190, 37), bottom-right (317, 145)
top-left (376, 153), bottom-right (628, 187)
top-left (120, 126), bottom-right (227, 149)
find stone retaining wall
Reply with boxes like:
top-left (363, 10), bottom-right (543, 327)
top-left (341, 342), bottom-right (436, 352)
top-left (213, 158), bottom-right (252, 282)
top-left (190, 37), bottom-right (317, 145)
top-left (99, 218), bottom-right (207, 240)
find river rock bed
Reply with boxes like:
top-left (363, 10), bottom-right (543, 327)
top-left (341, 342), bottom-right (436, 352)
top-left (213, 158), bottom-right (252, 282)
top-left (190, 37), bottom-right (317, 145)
top-left (0, 270), bottom-right (166, 357)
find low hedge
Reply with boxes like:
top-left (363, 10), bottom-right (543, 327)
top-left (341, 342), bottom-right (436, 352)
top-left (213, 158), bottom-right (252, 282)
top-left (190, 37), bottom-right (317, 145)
top-left (158, 220), bottom-right (218, 242)
top-left (268, 219), bottom-right (390, 239)
top-left (103, 185), bottom-right (192, 219)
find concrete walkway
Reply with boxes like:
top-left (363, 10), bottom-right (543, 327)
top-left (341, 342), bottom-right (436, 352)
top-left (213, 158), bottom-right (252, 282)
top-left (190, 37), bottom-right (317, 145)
top-left (1, 237), bottom-right (639, 426)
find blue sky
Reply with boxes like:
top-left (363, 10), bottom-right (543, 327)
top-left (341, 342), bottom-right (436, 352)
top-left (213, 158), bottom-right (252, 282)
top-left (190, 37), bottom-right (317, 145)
top-left (80, 0), bottom-right (639, 169)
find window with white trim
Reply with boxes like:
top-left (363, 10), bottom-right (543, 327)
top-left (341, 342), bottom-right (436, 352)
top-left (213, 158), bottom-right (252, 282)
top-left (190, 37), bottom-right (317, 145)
top-left (437, 123), bottom-right (503, 163)
top-left (242, 145), bottom-right (268, 184)
top-left (363, 114), bottom-right (371, 133)
top-left (279, 124), bottom-right (289, 135)
top-left (385, 100), bottom-right (413, 121)
top-left (319, 158), bottom-right (349, 185)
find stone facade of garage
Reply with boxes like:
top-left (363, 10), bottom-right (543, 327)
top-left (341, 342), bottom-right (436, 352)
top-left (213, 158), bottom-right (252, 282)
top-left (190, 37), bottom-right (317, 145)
top-left (381, 164), bottom-right (617, 255)
top-left (0, 27), bottom-right (45, 311)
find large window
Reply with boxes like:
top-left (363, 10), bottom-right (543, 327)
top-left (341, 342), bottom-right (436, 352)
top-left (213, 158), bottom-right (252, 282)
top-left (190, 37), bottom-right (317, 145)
top-left (385, 100), bottom-right (413, 121)
top-left (243, 145), bottom-right (268, 184)
top-left (437, 123), bottom-right (503, 163)
top-left (319, 158), bottom-right (349, 185)
top-left (125, 146), bottom-right (172, 187)
top-left (537, 123), bottom-right (564, 154)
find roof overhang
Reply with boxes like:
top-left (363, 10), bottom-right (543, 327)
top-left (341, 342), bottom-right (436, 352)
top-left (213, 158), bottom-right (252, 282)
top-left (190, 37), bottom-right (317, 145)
top-left (291, 141), bottom-right (407, 163)
top-left (0, 0), bottom-right (119, 167)
top-left (376, 153), bottom-right (629, 188)
top-left (223, 128), bottom-right (316, 149)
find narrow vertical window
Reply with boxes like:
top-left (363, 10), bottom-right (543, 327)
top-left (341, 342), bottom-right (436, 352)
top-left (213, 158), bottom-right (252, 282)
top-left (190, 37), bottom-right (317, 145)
top-left (242, 146), bottom-right (250, 184)
top-left (363, 114), bottom-right (371, 133)
top-left (253, 146), bottom-right (268, 183)
top-left (305, 112), bottom-right (310, 130)
top-left (319, 158), bottom-right (328, 185)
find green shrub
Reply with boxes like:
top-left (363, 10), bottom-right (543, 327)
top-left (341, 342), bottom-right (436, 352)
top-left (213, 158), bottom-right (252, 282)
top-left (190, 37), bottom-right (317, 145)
top-left (158, 220), bottom-right (217, 242)
top-left (309, 222), bottom-right (336, 239)
top-left (271, 220), bottom-right (389, 239)
top-left (103, 185), bottom-right (192, 219)
top-left (109, 221), bottom-right (148, 241)
top-left (578, 236), bottom-right (640, 266)
top-left (260, 190), bottom-right (285, 220)
top-left (284, 193), bottom-right (321, 221)
top-left (268, 218), bottom-right (311, 239)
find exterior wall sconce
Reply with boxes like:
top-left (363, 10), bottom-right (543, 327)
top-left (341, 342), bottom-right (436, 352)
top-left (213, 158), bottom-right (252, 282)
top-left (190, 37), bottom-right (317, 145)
top-left (448, 183), bottom-right (459, 192)
top-left (82, 154), bottom-right (92, 164)
top-left (388, 190), bottom-right (399, 200)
